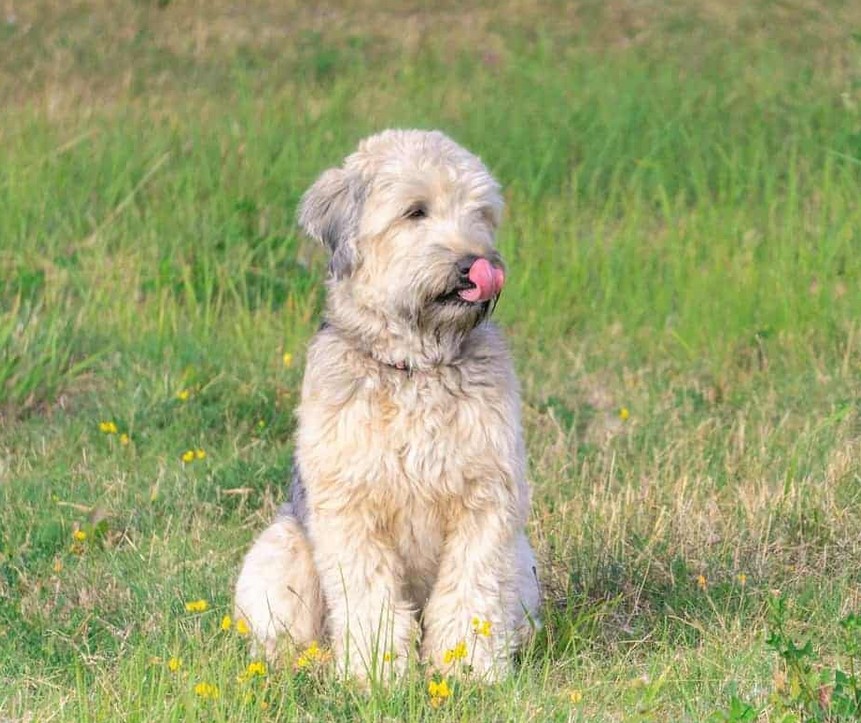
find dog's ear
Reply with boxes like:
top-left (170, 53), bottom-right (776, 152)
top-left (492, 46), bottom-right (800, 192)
top-left (298, 168), bottom-right (366, 279)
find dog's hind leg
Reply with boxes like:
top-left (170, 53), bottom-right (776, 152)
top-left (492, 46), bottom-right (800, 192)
top-left (234, 511), bottom-right (324, 662)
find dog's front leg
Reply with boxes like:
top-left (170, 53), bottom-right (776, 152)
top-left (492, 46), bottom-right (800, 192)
top-left (421, 509), bottom-right (521, 681)
top-left (310, 511), bottom-right (414, 683)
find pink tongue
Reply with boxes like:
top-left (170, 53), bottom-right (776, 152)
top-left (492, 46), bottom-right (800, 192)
top-left (459, 258), bottom-right (505, 302)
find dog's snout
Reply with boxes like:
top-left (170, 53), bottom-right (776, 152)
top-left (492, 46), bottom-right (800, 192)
top-left (456, 255), bottom-right (480, 278)
top-left (454, 255), bottom-right (505, 303)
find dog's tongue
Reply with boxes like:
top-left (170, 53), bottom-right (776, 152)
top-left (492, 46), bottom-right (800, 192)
top-left (459, 258), bottom-right (505, 302)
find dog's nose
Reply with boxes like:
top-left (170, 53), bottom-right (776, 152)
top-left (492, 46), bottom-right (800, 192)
top-left (456, 255), bottom-right (480, 279)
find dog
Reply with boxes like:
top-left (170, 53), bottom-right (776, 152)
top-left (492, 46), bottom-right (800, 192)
top-left (234, 129), bottom-right (540, 682)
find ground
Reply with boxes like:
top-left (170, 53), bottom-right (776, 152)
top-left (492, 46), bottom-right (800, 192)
top-left (2, 1), bottom-right (861, 720)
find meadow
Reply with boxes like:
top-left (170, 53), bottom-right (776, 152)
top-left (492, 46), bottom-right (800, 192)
top-left (2, 1), bottom-right (861, 720)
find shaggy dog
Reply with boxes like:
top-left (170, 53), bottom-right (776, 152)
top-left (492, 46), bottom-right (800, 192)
top-left (234, 129), bottom-right (540, 682)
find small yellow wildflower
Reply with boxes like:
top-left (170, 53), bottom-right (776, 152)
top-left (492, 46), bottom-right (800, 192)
top-left (73, 529), bottom-right (87, 542)
top-left (260, 701), bottom-right (269, 710)
top-left (428, 679), bottom-right (451, 697)
top-left (569, 689), bottom-right (583, 704)
top-left (295, 640), bottom-right (323, 669)
top-left (184, 599), bottom-right (209, 613)
top-left (167, 657), bottom-right (182, 672)
top-left (193, 682), bottom-right (219, 699)
top-left (696, 574), bottom-right (708, 591)
top-left (443, 640), bottom-right (468, 664)
top-left (619, 406), bottom-right (630, 421)
top-left (246, 661), bottom-right (267, 677)
top-left (119, 433), bottom-right (130, 446)
top-left (195, 448), bottom-right (206, 460)
top-left (282, 352), bottom-right (293, 368)
top-left (235, 618), bottom-right (250, 636)
top-left (472, 617), bottom-right (492, 637)
top-left (737, 573), bottom-right (748, 587)
top-left (428, 679), bottom-right (452, 708)
top-left (99, 421), bottom-right (118, 434)
top-left (181, 450), bottom-right (195, 463)
top-left (383, 651), bottom-right (395, 663)
top-left (220, 615), bottom-right (232, 631)
top-left (237, 660), bottom-right (269, 683)
top-left (176, 389), bottom-right (191, 402)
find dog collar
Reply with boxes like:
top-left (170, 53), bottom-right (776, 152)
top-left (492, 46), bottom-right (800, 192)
top-left (320, 320), bottom-right (414, 374)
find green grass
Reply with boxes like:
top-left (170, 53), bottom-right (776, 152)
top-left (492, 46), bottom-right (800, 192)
top-left (2, 1), bottom-right (861, 719)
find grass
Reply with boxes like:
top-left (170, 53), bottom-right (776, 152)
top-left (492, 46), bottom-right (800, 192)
top-left (2, 0), bottom-right (861, 719)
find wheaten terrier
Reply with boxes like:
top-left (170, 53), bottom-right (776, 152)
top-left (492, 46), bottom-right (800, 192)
top-left (234, 129), bottom-right (540, 682)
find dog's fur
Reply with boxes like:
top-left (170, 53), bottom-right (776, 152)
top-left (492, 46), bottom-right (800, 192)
top-left (234, 129), bottom-right (540, 682)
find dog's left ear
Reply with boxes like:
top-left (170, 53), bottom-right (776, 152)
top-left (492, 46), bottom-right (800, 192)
top-left (298, 168), bottom-right (366, 279)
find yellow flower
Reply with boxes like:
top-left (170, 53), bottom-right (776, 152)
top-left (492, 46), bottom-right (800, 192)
top-left (167, 657), bottom-right (182, 672)
top-left (119, 433), bottom-right (130, 446)
top-left (73, 529), bottom-right (87, 542)
top-left (472, 618), bottom-right (492, 637)
top-left (181, 450), bottom-right (195, 463)
top-left (619, 406), bottom-right (630, 421)
top-left (237, 659), bottom-right (269, 683)
top-left (184, 599), bottom-right (209, 613)
top-left (99, 421), bottom-right (118, 434)
top-left (193, 682), bottom-right (219, 699)
top-left (443, 640), bottom-right (468, 664)
top-left (220, 615), bottom-right (232, 631)
top-left (569, 689), bottom-right (583, 703)
top-left (737, 573), bottom-right (748, 587)
top-left (195, 448), bottom-right (206, 460)
top-left (282, 352), bottom-right (293, 368)
top-left (176, 389), bottom-right (191, 401)
top-left (428, 679), bottom-right (451, 697)
top-left (696, 574), bottom-right (708, 591)
top-left (235, 618), bottom-right (250, 636)
top-left (294, 640), bottom-right (326, 669)
top-left (246, 661), bottom-right (267, 677)
top-left (383, 651), bottom-right (395, 663)
top-left (428, 679), bottom-right (452, 708)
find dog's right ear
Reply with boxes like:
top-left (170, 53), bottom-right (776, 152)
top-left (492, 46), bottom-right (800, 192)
top-left (298, 168), bottom-right (365, 280)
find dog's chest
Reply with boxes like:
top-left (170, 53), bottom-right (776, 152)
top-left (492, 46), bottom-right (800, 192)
top-left (299, 345), bottom-right (517, 533)
top-left (363, 374), bottom-right (470, 496)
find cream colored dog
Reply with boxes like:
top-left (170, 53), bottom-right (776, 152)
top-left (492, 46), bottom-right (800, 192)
top-left (234, 129), bottom-right (540, 682)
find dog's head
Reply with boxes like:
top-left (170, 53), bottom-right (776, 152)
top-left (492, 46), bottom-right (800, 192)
top-left (299, 130), bottom-right (506, 347)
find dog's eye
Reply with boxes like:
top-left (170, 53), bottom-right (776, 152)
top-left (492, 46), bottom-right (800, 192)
top-left (406, 205), bottom-right (427, 220)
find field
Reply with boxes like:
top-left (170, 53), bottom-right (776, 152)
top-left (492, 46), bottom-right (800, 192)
top-left (2, 1), bottom-right (861, 720)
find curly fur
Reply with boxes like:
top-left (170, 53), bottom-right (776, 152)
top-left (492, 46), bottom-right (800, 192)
top-left (234, 129), bottom-right (540, 682)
